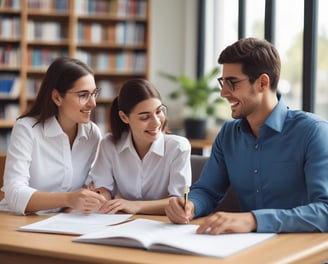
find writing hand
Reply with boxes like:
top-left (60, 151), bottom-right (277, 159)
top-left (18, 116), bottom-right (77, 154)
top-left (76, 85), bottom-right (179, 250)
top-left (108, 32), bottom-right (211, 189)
top-left (165, 197), bottom-right (194, 224)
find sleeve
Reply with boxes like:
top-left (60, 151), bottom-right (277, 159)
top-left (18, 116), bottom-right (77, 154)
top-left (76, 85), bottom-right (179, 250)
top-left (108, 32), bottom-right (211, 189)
top-left (86, 137), bottom-right (116, 194)
top-left (2, 120), bottom-right (37, 215)
top-left (167, 136), bottom-right (192, 197)
top-left (189, 132), bottom-right (230, 218)
top-left (253, 121), bottom-right (328, 232)
top-left (88, 122), bottom-right (102, 168)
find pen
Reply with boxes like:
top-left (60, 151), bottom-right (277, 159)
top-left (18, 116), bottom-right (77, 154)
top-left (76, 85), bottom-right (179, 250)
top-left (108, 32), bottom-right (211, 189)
top-left (184, 186), bottom-right (189, 210)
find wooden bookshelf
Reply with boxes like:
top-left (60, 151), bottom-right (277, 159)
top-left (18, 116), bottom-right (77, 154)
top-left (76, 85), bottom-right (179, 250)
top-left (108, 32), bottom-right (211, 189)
top-left (0, 0), bottom-right (150, 152)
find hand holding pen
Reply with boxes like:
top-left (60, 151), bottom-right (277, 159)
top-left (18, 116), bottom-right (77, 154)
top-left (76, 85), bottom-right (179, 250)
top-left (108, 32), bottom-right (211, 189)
top-left (184, 186), bottom-right (189, 210)
top-left (165, 185), bottom-right (194, 224)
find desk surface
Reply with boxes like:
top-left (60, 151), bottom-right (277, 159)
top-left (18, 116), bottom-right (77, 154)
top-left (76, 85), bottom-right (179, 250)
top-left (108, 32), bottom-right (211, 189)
top-left (189, 139), bottom-right (213, 149)
top-left (0, 211), bottom-right (328, 264)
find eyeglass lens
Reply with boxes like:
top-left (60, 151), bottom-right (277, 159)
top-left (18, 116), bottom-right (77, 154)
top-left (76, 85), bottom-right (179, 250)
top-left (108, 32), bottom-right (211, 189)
top-left (78, 89), bottom-right (101, 104)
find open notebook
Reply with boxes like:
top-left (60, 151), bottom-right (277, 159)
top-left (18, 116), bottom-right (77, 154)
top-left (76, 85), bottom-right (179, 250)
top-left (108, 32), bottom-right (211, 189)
top-left (18, 212), bottom-right (132, 235)
top-left (73, 218), bottom-right (276, 258)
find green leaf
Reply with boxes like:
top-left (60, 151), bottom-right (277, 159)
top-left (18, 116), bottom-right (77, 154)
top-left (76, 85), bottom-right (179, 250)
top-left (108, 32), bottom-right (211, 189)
top-left (159, 67), bottom-right (225, 118)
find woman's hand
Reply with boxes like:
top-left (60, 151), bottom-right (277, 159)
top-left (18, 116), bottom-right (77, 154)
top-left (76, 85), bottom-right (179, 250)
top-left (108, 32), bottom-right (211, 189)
top-left (67, 188), bottom-right (107, 214)
top-left (98, 199), bottom-right (141, 214)
top-left (87, 182), bottom-right (112, 200)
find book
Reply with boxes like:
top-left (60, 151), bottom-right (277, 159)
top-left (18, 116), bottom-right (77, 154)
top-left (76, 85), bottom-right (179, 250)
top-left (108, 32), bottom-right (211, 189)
top-left (73, 218), bottom-right (276, 258)
top-left (18, 212), bottom-right (132, 235)
top-left (0, 75), bottom-right (20, 98)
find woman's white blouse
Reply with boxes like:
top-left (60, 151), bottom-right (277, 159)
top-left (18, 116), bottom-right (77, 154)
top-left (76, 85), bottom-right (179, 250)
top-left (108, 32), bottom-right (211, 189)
top-left (0, 116), bottom-right (101, 215)
top-left (86, 132), bottom-right (192, 200)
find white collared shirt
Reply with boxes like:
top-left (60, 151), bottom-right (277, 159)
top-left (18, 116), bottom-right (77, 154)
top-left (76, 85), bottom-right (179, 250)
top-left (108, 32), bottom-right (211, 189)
top-left (0, 116), bottom-right (101, 214)
top-left (86, 132), bottom-right (191, 200)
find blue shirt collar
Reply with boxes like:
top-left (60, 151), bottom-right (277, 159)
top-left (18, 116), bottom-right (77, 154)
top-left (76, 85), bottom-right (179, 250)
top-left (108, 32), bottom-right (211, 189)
top-left (239, 98), bottom-right (288, 134)
top-left (264, 98), bottom-right (289, 133)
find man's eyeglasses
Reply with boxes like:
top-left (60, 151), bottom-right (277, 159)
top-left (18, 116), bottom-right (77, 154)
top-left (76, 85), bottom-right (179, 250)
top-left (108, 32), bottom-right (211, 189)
top-left (217, 77), bottom-right (249, 91)
top-left (66, 88), bottom-right (101, 105)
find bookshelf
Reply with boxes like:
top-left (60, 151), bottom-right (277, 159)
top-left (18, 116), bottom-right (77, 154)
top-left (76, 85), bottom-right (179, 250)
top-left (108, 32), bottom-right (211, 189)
top-left (0, 0), bottom-right (150, 153)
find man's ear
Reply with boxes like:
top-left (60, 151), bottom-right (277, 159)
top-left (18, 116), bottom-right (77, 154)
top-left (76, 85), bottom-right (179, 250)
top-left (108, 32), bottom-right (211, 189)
top-left (259, 73), bottom-right (270, 91)
top-left (118, 110), bottom-right (129, 124)
top-left (52, 89), bottom-right (62, 106)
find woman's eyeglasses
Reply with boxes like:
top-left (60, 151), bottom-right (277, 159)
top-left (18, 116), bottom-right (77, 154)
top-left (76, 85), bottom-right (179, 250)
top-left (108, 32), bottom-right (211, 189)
top-left (66, 88), bottom-right (101, 105)
top-left (136, 104), bottom-right (168, 121)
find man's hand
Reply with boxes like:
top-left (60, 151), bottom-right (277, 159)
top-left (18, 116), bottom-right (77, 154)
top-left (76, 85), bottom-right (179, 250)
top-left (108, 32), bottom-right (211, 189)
top-left (196, 212), bottom-right (257, 234)
top-left (165, 197), bottom-right (195, 224)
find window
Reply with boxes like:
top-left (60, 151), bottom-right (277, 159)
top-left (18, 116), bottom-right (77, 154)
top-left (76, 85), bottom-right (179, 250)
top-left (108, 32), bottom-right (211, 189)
top-left (275, 0), bottom-right (304, 110)
top-left (315, 0), bottom-right (328, 119)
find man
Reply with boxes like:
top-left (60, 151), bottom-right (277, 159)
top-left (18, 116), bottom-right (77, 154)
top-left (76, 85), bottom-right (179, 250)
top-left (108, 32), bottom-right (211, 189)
top-left (165, 37), bottom-right (328, 233)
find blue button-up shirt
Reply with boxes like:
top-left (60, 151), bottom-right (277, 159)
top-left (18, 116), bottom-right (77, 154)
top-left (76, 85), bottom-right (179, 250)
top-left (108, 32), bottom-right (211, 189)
top-left (189, 99), bottom-right (328, 232)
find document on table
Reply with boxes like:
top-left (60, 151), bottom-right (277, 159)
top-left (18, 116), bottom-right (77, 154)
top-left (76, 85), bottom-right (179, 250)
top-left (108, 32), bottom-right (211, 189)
top-left (18, 212), bottom-right (132, 235)
top-left (73, 218), bottom-right (276, 258)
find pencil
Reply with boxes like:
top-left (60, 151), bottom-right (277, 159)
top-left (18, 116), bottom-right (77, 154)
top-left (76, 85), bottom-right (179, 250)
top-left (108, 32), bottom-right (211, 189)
top-left (184, 186), bottom-right (189, 210)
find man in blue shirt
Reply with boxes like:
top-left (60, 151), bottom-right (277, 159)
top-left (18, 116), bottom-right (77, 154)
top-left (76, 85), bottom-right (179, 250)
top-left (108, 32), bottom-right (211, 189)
top-left (165, 37), bottom-right (328, 233)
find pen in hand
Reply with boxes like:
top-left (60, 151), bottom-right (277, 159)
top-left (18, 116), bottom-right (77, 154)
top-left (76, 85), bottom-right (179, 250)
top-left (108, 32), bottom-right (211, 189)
top-left (184, 186), bottom-right (190, 210)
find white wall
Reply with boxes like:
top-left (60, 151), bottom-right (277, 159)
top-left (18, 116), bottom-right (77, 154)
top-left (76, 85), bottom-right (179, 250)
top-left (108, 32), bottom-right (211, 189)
top-left (149, 0), bottom-right (198, 130)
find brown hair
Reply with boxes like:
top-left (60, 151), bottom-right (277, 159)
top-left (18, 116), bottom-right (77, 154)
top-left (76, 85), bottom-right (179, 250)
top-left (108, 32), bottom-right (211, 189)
top-left (218, 37), bottom-right (281, 91)
top-left (19, 57), bottom-right (93, 125)
top-left (109, 79), bottom-right (168, 143)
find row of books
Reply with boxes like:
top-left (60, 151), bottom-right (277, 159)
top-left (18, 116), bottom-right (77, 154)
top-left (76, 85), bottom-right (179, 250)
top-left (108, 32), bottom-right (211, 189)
top-left (27, 0), bottom-right (68, 11)
top-left (0, 16), bottom-right (20, 38)
top-left (1, 0), bottom-right (146, 18)
top-left (0, 0), bottom-right (20, 9)
top-left (26, 78), bottom-right (42, 98)
top-left (1, 48), bottom-right (146, 72)
top-left (27, 48), bottom-right (68, 69)
top-left (0, 45), bottom-right (20, 66)
top-left (75, 0), bottom-right (147, 18)
top-left (27, 20), bottom-right (67, 41)
top-left (0, 0), bottom-right (67, 10)
top-left (76, 50), bottom-right (146, 72)
top-left (1, 21), bottom-right (145, 45)
top-left (77, 21), bottom-right (145, 45)
top-left (0, 103), bottom-right (19, 121)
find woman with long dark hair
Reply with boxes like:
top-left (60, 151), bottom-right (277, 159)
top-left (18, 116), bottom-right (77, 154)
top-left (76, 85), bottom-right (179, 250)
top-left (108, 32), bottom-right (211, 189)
top-left (0, 57), bottom-right (105, 215)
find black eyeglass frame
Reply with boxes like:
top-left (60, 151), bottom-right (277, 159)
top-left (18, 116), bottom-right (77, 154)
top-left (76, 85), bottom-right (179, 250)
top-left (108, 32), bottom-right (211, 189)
top-left (217, 77), bottom-right (249, 91)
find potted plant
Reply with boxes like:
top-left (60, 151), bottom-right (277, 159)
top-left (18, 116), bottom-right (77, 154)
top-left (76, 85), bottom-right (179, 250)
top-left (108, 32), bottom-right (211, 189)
top-left (160, 67), bottom-right (224, 139)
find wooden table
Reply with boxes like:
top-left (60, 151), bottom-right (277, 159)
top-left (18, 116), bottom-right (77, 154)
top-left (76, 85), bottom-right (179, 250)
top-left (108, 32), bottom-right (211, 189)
top-left (0, 211), bottom-right (328, 264)
top-left (189, 139), bottom-right (213, 156)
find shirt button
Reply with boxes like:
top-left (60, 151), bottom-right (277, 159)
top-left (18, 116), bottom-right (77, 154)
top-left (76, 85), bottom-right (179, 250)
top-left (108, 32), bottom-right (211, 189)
top-left (256, 189), bottom-right (260, 193)
top-left (255, 144), bottom-right (259, 149)
top-left (254, 169), bottom-right (258, 174)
